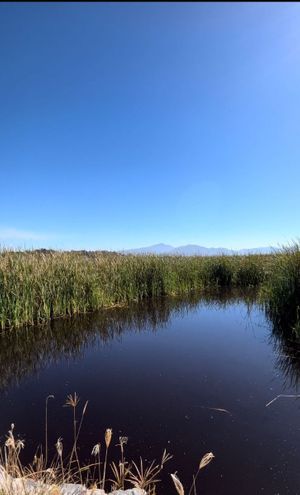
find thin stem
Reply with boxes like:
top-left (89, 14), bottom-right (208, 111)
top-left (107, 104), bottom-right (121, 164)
top-left (45, 395), bottom-right (54, 467)
top-left (98, 451), bottom-right (101, 488)
top-left (102, 446), bottom-right (108, 491)
top-left (188, 469), bottom-right (200, 495)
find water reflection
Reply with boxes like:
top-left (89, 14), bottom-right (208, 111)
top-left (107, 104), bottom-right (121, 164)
top-left (2, 288), bottom-right (300, 393)
top-left (0, 289), bottom-right (257, 392)
top-left (270, 327), bottom-right (300, 390)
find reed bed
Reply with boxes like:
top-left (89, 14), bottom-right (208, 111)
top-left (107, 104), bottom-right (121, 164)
top-left (0, 246), bottom-right (299, 334)
top-left (261, 244), bottom-right (300, 334)
top-left (0, 249), bottom-right (271, 330)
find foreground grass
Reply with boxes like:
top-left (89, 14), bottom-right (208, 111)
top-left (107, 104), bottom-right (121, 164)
top-left (0, 245), bottom-right (299, 333)
top-left (0, 393), bottom-right (214, 495)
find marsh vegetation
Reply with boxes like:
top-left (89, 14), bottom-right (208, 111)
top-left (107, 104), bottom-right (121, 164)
top-left (0, 245), bottom-right (299, 334)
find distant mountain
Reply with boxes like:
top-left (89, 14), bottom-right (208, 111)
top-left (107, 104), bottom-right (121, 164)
top-left (124, 243), bottom-right (175, 255)
top-left (171, 244), bottom-right (234, 256)
top-left (122, 243), bottom-right (276, 256)
top-left (237, 247), bottom-right (275, 255)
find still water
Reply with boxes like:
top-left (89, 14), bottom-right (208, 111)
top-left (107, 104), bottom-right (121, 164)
top-left (0, 291), bottom-right (299, 494)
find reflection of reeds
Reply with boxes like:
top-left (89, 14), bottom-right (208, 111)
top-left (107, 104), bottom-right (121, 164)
top-left (1, 394), bottom-right (214, 494)
top-left (268, 328), bottom-right (300, 389)
top-left (0, 290), bottom-right (257, 392)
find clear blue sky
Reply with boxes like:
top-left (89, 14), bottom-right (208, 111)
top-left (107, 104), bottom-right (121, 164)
top-left (1, 2), bottom-right (300, 250)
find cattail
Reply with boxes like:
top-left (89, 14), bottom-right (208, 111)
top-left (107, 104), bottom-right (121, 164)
top-left (105, 428), bottom-right (112, 448)
top-left (171, 473), bottom-right (185, 495)
top-left (199, 452), bottom-right (214, 470)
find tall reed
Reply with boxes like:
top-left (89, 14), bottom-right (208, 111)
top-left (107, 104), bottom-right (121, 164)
top-left (260, 244), bottom-right (300, 333)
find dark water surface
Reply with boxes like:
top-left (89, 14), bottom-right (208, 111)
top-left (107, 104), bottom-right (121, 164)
top-left (0, 291), bottom-right (300, 494)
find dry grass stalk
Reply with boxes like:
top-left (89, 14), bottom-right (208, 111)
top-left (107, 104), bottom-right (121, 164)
top-left (91, 442), bottom-right (101, 487)
top-left (102, 428), bottom-right (112, 491)
top-left (265, 394), bottom-right (300, 407)
top-left (0, 393), bottom-right (212, 495)
top-left (188, 451), bottom-right (215, 495)
top-left (105, 429), bottom-right (112, 449)
top-left (171, 451), bottom-right (215, 495)
top-left (171, 473), bottom-right (185, 495)
top-left (64, 393), bottom-right (88, 485)
top-left (128, 450), bottom-right (172, 493)
top-left (199, 452), bottom-right (214, 470)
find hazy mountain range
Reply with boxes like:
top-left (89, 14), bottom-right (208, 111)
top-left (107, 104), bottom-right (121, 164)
top-left (122, 243), bottom-right (276, 256)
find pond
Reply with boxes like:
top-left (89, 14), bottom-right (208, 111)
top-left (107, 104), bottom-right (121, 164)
top-left (0, 290), bottom-right (299, 494)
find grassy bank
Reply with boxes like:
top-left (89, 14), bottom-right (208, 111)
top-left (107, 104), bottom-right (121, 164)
top-left (0, 246), bottom-right (299, 333)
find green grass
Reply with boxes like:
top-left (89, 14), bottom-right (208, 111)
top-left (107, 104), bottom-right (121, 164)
top-left (0, 249), bottom-right (270, 330)
top-left (0, 246), bottom-right (299, 334)
top-left (260, 244), bottom-right (300, 334)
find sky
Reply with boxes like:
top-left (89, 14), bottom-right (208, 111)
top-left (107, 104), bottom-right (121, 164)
top-left (1, 2), bottom-right (300, 251)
